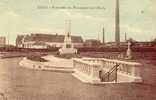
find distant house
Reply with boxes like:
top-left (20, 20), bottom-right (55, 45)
top-left (105, 42), bottom-right (127, 47)
top-left (104, 41), bottom-right (156, 48)
top-left (0, 36), bottom-right (6, 47)
top-left (16, 33), bottom-right (84, 48)
top-left (133, 42), bottom-right (156, 47)
top-left (84, 39), bottom-right (101, 47)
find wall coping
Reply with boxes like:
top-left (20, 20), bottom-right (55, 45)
top-left (73, 58), bottom-right (101, 66)
top-left (82, 57), bottom-right (142, 66)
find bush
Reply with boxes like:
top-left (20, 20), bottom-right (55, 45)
top-left (27, 55), bottom-right (48, 62)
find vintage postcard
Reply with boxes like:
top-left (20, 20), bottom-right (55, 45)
top-left (0, 0), bottom-right (156, 100)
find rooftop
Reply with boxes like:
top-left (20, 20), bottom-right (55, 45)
top-left (16, 33), bottom-right (83, 44)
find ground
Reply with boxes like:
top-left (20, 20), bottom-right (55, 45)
top-left (0, 57), bottom-right (156, 100)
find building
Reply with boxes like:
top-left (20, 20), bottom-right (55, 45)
top-left (0, 36), bottom-right (6, 47)
top-left (16, 33), bottom-right (83, 48)
top-left (105, 41), bottom-right (156, 48)
top-left (84, 39), bottom-right (101, 47)
top-left (133, 42), bottom-right (156, 47)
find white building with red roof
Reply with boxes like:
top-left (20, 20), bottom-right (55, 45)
top-left (16, 33), bottom-right (84, 49)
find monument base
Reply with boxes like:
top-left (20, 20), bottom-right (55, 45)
top-left (58, 47), bottom-right (77, 55)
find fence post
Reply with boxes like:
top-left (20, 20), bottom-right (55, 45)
top-left (115, 64), bottom-right (118, 83)
top-left (108, 72), bottom-right (109, 81)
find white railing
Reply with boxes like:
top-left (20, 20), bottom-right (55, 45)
top-left (83, 58), bottom-right (141, 77)
top-left (19, 57), bottom-right (43, 69)
top-left (73, 57), bottom-right (142, 83)
top-left (73, 58), bottom-right (101, 82)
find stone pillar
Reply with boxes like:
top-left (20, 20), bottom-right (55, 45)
top-left (131, 65), bottom-right (141, 77)
top-left (90, 64), bottom-right (101, 82)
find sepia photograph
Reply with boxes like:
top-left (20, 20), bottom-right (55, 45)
top-left (0, 0), bottom-right (156, 100)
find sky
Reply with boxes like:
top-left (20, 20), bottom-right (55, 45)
top-left (0, 0), bottom-right (156, 45)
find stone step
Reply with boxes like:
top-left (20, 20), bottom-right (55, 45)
top-left (42, 67), bottom-right (74, 73)
top-left (44, 65), bottom-right (73, 69)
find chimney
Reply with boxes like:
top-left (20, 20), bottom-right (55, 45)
top-left (115, 0), bottom-right (120, 46)
top-left (125, 32), bottom-right (127, 42)
top-left (102, 27), bottom-right (105, 44)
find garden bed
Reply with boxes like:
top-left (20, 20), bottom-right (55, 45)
top-left (27, 55), bottom-right (48, 62)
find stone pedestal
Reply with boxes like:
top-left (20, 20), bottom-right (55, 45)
top-left (59, 21), bottom-right (77, 55)
top-left (126, 41), bottom-right (132, 59)
top-left (58, 32), bottom-right (77, 55)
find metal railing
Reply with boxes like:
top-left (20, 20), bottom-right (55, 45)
top-left (99, 64), bottom-right (120, 82)
top-left (0, 93), bottom-right (7, 100)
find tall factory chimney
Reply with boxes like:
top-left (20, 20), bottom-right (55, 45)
top-left (102, 27), bottom-right (105, 44)
top-left (125, 32), bottom-right (127, 42)
top-left (115, 0), bottom-right (120, 46)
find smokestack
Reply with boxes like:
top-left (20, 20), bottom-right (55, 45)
top-left (7, 32), bottom-right (9, 45)
top-left (115, 0), bottom-right (120, 46)
top-left (102, 27), bottom-right (105, 44)
top-left (125, 32), bottom-right (127, 42)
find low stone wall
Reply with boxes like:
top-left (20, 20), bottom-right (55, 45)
top-left (137, 62), bottom-right (156, 86)
top-left (73, 57), bottom-right (142, 84)
top-left (19, 57), bottom-right (74, 72)
top-left (72, 58), bottom-right (101, 83)
top-left (99, 58), bottom-right (142, 82)
top-left (19, 57), bottom-right (44, 70)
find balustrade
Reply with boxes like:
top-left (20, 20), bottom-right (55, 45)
top-left (73, 58), bottom-right (101, 81)
top-left (73, 57), bottom-right (142, 83)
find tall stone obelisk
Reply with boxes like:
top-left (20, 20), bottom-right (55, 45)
top-left (115, 0), bottom-right (120, 46)
top-left (64, 21), bottom-right (72, 44)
